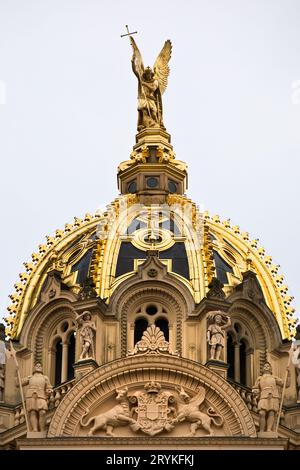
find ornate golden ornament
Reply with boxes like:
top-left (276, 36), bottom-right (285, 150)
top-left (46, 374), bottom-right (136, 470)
top-left (131, 227), bottom-right (174, 252)
top-left (128, 35), bottom-right (172, 131)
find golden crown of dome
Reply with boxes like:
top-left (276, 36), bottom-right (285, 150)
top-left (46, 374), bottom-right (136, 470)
top-left (5, 194), bottom-right (296, 340)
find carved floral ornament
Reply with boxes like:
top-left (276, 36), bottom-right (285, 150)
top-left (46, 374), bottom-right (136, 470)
top-left (128, 324), bottom-right (178, 356)
top-left (80, 382), bottom-right (223, 437)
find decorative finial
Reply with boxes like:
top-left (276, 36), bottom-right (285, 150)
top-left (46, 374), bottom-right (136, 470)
top-left (246, 249), bottom-right (255, 272)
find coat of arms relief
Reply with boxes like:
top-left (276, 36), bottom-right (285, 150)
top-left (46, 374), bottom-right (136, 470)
top-left (80, 327), bottom-right (224, 437)
top-left (80, 382), bottom-right (224, 437)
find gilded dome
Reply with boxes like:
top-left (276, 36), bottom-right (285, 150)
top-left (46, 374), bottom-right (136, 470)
top-left (5, 193), bottom-right (296, 340)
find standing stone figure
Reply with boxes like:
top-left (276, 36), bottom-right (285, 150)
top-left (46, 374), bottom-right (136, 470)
top-left (252, 362), bottom-right (287, 434)
top-left (0, 324), bottom-right (6, 402)
top-left (207, 311), bottom-right (231, 361)
top-left (21, 363), bottom-right (52, 432)
top-left (291, 324), bottom-right (300, 403)
top-left (76, 311), bottom-right (96, 360)
top-left (293, 352), bottom-right (300, 403)
top-left (0, 366), bottom-right (5, 402)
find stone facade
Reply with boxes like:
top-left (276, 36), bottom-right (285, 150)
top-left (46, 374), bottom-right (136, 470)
top-left (1, 40), bottom-right (299, 450)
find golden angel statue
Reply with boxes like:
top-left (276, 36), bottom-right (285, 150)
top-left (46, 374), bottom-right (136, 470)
top-left (129, 36), bottom-right (172, 131)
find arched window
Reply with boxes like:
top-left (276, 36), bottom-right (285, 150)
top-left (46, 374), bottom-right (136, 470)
top-left (134, 318), bottom-right (148, 344)
top-left (226, 321), bottom-right (253, 387)
top-left (54, 338), bottom-right (62, 386)
top-left (50, 319), bottom-right (76, 386)
top-left (67, 332), bottom-right (76, 381)
top-left (227, 333), bottom-right (235, 381)
top-left (155, 318), bottom-right (169, 341)
top-left (128, 301), bottom-right (174, 357)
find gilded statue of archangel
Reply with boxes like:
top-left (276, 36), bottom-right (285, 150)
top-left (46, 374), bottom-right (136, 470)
top-left (129, 36), bottom-right (172, 131)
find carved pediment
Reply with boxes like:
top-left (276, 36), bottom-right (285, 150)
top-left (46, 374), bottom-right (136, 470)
top-left (40, 270), bottom-right (69, 303)
top-left (232, 270), bottom-right (266, 304)
top-left (138, 250), bottom-right (168, 280)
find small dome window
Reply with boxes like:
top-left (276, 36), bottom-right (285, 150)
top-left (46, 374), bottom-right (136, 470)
top-left (128, 180), bottom-right (137, 193)
top-left (147, 177), bottom-right (159, 188)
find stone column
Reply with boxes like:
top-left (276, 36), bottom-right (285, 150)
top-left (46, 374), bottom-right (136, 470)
top-left (234, 342), bottom-right (240, 383)
top-left (129, 322), bottom-right (135, 353)
top-left (61, 342), bottom-right (68, 383)
top-left (48, 347), bottom-right (56, 386)
top-left (246, 348), bottom-right (254, 387)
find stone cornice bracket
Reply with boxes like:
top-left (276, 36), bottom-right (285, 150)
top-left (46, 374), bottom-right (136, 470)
top-left (128, 324), bottom-right (178, 356)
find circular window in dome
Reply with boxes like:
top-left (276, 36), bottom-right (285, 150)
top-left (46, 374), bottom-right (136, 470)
top-left (168, 180), bottom-right (177, 193)
top-left (147, 177), bottom-right (159, 188)
top-left (128, 180), bottom-right (137, 193)
top-left (146, 305), bottom-right (158, 315)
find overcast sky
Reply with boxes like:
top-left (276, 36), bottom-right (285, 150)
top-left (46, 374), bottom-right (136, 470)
top-left (0, 0), bottom-right (299, 324)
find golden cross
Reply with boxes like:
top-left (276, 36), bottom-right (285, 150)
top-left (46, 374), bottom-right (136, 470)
top-left (120, 24), bottom-right (137, 39)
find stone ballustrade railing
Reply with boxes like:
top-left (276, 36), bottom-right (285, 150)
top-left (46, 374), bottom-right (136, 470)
top-left (13, 405), bottom-right (26, 426)
top-left (228, 380), bottom-right (258, 412)
top-left (48, 379), bottom-right (75, 409)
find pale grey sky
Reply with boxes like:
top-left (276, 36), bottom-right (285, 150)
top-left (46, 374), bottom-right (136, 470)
top-left (0, 0), bottom-right (299, 323)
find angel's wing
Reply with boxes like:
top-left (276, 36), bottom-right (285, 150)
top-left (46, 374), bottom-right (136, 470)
top-left (130, 36), bottom-right (144, 79)
top-left (153, 40), bottom-right (172, 94)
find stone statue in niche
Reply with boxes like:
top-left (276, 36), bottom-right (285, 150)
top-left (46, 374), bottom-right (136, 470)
top-left (207, 311), bottom-right (231, 361)
top-left (76, 311), bottom-right (96, 360)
